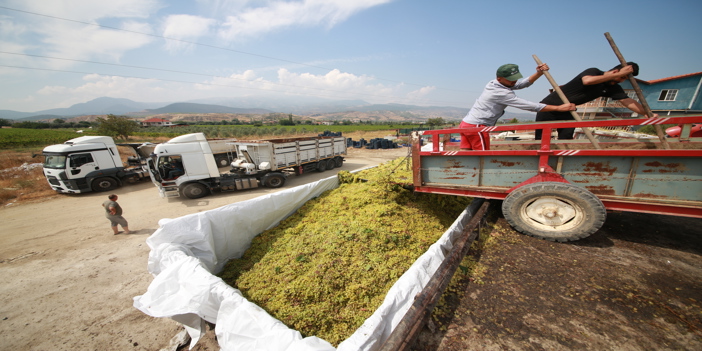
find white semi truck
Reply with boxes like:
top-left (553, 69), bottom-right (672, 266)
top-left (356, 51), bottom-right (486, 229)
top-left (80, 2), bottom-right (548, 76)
top-left (147, 133), bottom-right (347, 199)
top-left (41, 135), bottom-right (238, 194)
top-left (41, 136), bottom-right (152, 193)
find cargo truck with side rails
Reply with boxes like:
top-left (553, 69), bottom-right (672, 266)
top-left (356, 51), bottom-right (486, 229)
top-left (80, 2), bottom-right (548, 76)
top-left (147, 132), bottom-right (347, 199)
top-left (411, 115), bottom-right (702, 242)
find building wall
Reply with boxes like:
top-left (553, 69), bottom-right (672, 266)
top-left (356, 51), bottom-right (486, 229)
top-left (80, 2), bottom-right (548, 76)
top-left (621, 75), bottom-right (702, 112)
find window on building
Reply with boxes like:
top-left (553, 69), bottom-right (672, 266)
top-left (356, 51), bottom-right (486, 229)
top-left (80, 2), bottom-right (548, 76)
top-left (658, 89), bottom-right (678, 101)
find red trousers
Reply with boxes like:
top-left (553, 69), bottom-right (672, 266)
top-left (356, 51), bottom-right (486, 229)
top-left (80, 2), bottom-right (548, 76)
top-left (459, 121), bottom-right (490, 150)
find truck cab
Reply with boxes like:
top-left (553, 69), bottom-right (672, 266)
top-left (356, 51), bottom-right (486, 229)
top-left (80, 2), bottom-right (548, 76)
top-left (42, 136), bottom-right (149, 193)
top-left (147, 133), bottom-right (224, 198)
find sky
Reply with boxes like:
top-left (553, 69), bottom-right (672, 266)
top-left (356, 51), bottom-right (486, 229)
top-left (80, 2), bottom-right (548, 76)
top-left (1, 0), bottom-right (701, 113)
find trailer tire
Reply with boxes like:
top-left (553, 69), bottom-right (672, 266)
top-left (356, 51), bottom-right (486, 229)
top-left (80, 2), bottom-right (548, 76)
top-left (326, 158), bottom-right (336, 170)
top-left (502, 182), bottom-right (606, 242)
top-left (334, 156), bottom-right (344, 168)
top-left (92, 177), bottom-right (119, 192)
top-left (262, 173), bottom-right (285, 188)
top-left (182, 183), bottom-right (209, 199)
top-left (316, 161), bottom-right (326, 172)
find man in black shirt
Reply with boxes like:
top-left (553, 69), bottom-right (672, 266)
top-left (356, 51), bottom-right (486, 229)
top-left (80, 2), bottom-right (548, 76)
top-left (535, 62), bottom-right (658, 140)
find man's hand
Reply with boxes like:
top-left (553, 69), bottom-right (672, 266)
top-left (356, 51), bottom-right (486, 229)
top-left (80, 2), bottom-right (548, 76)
top-left (556, 103), bottom-right (576, 112)
top-left (603, 65), bottom-right (634, 80)
top-left (528, 63), bottom-right (550, 83)
top-left (619, 65), bottom-right (635, 77)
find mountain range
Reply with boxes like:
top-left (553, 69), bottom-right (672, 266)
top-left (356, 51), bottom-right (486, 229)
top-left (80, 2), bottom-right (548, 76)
top-left (0, 97), bottom-right (537, 122)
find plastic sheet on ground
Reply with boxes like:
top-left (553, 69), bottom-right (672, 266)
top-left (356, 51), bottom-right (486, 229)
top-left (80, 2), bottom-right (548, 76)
top-left (134, 169), bottom-right (484, 350)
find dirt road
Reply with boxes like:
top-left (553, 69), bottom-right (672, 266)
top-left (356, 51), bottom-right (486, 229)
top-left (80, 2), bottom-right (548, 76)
top-left (0, 148), bottom-right (410, 351)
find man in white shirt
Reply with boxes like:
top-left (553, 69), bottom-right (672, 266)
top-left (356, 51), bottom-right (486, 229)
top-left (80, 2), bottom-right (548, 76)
top-left (459, 63), bottom-right (575, 150)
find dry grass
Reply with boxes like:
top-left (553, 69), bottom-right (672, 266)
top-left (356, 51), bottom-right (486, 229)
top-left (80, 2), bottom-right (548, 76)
top-left (0, 151), bottom-right (58, 207)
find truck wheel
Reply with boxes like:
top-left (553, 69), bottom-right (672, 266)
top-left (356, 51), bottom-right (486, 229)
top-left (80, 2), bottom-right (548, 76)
top-left (334, 156), bottom-right (344, 168)
top-left (92, 177), bottom-right (118, 192)
top-left (263, 173), bottom-right (285, 188)
top-left (502, 182), bottom-right (606, 242)
top-left (326, 158), bottom-right (336, 170)
top-left (182, 183), bottom-right (209, 199)
top-left (316, 161), bottom-right (326, 172)
top-left (215, 156), bottom-right (230, 168)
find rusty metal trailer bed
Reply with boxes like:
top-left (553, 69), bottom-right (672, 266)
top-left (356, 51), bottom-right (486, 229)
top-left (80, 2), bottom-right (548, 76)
top-left (412, 115), bottom-right (702, 242)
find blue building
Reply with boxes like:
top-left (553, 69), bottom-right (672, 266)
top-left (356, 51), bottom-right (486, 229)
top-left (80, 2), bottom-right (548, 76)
top-left (577, 71), bottom-right (702, 118)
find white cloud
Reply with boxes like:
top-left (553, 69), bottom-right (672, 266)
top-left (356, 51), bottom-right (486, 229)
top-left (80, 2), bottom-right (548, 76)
top-left (19, 0), bottom-right (160, 21)
top-left (2, 0), bottom-right (160, 65)
top-left (407, 86), bottom-right (436, 100)
top-left (218, 0), bottom-right (392, 41)
top-left (191, 67), bottom-right (401, 102)
top-left (162, 15), bottom-right (216, 52)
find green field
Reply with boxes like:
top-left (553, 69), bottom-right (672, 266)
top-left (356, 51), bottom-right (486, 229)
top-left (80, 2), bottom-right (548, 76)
top-left (0, 128), bottom-right (93, 149)
top-left (134, 123), bottom-right (422, 139)
top-left (1, 124), bottom-right (424, 149)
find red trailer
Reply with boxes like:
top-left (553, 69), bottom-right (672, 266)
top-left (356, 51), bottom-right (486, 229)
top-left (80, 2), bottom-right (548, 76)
top-left (412, 115), bottom-right (702, 242)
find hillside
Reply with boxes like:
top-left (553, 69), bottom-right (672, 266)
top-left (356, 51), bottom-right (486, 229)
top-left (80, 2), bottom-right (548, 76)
top-left (3, 96), bottom-right (538, 124)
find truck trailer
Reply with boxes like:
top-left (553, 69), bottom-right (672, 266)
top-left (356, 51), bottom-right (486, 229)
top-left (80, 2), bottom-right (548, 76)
top-left (147, 133), bottom-right (347, 199)
top-left (411, 115), bottom-right (702, 242)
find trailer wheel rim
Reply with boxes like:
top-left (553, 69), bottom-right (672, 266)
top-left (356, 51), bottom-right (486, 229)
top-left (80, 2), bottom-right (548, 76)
top-left (502, 182), bottom-right (606, 242)
top-left (520, 196), bottom-right (581, 231)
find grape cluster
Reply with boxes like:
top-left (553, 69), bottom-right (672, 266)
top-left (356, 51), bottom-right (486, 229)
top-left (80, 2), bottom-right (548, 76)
top-left (219, 157), bottom-right (472, 346)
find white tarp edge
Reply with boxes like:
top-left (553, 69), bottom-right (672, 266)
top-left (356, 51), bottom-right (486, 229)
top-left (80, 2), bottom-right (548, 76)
top-left (134, 170), bottom-right (483, 350)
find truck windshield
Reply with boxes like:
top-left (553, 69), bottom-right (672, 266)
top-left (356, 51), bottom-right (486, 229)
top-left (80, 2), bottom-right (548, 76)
top-left (43, 155), bottom-right (67, 169)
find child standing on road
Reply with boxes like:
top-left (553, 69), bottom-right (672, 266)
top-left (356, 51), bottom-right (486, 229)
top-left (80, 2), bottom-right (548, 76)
top-left (102, 194), bottom-right (130, 235)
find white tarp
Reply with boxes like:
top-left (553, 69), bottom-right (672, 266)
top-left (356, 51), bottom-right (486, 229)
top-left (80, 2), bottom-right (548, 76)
top-left (134, 171), bottom-right (483, 350)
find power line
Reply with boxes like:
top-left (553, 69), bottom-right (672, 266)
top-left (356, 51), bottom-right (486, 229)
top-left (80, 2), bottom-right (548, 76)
top-left (0, 64), bottom-right (461, 106)
top-left (0, 5), bottom-right (468, 93)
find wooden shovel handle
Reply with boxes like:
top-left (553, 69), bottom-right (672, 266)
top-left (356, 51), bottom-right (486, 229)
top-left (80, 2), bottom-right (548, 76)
top-left (604, 32), bottom-right (669, 149)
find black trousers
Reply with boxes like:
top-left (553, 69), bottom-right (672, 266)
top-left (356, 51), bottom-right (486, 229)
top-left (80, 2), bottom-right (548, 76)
top-left (535, 111), bottom-right (575, 140)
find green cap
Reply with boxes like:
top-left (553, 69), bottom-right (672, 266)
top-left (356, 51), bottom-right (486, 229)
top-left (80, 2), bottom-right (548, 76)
top-left (496, 64), bottom-right (523, 81)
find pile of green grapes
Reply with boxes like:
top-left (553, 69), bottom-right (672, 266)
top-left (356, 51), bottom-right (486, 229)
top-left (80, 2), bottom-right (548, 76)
top-left (218, 157), bottom-right (472, 346)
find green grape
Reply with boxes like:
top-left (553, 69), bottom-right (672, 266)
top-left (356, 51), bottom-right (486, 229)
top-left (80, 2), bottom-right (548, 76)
top-left (218, 157), bottom-right (472, 346)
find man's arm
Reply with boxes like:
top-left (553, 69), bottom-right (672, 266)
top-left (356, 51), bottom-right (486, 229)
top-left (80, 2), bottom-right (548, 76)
top-left (540, 103), bottom-right (576, 113)
top-left (618, 98), bottom-right (659, 117)
top-left (582, 65), bottom-right (634, 85)
top-left (108, 205), bottom-right (117, 215)
top-left (527, 63), bottom-right (549, 84)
